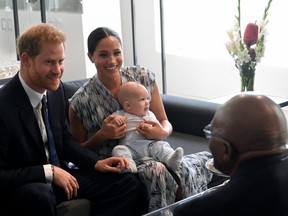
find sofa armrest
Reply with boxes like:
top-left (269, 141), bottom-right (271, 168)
top-left (161, 94), bottom-right (219, 137)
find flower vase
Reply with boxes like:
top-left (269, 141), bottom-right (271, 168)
top-left (238, 62), bottom-right (256, 92)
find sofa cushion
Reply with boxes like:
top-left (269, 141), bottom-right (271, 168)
top-left (57, 199), bottom-right (90, 216)
top-left (167, 131), bottom-right (209, 154)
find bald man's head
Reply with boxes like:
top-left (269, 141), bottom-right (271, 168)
top-left (209, 93), bottom-right (288, 175)
top-left (212, 93), bottom-right (288, 153)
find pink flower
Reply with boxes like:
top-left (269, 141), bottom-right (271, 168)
top-left (248, 48), bottom-right (256, 61)
top-left (243, 23), bottom-right (259, 48)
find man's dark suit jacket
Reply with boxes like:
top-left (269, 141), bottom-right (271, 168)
top-left (0, 74), bottom-right (100, 194)
top-left (174, 155), bottom-right (288, 216)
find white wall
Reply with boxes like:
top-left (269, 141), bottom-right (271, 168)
top-left (81, 0), bottom-right (122, 79)
top-left (46, 12), bottom-right (87, 81)
top-left (59, 0), bottom-right (123, 81)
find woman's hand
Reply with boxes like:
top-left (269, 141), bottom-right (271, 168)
top-left (78, 115), bottom-right (127, 149)
top-left (137, 119), bottom-right (169, 140)
top-left (95, 157), bottom-right (129, 173)
top-left (99, 115), bottom-right (126, 140)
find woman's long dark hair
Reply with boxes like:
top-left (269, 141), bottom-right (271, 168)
top-left (87, 27), bottom-right (122, 54)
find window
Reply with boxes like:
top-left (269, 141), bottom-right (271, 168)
top-left (128, 0), bottom-right (288, 99)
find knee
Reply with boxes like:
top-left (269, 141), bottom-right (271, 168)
top-left (124, 173), bottom-right (141, 188)
top-left (9, 183), bottom-right (56, 215)
top-left (28, 183), bottom-right (56, 205)
top-left (112, 145), bottom-right (131, 158)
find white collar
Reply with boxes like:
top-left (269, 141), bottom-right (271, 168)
top-left (18, 73), bottom-right (46, 108)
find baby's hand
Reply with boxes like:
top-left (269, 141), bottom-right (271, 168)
top-left (110, 115), bottom-right (126, 126)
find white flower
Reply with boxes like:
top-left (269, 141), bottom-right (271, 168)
top-left (226, 0), bottom-right (273, 67)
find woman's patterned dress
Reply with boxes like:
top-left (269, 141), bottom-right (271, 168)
top-left (69, 65), bottom-right (213, 212)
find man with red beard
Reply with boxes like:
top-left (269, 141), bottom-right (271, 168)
top-left (0, 23), bottom-right (146, 216)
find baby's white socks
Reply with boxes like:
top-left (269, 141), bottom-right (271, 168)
top-left (167, 147), bottom-right (184, 172)
top-left (127, 159), bottom-right (137, 172)
top-left (122, 158), bottom-right (137, 173)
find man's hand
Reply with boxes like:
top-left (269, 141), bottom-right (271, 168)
top-left (95, 157), bottom-right (129, 173)
top-left (53, 166), bottom-right (79, 200)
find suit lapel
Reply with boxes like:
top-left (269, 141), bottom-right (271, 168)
top-left (13, 76), bottom-right (47, 155)
top-left (20, 104), bottom-right (44, 146)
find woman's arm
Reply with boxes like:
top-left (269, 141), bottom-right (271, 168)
top-left (68, 106), bottom-right (126, 149)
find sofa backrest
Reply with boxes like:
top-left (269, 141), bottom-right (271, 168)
top-left (61, 79), bottom-right (89, 122)
top-left (62, 79), bottom-right (219, 138)
top-left (1, 77), bottom-right (219, 138)
top-left (161, 94), bottom-right (219, 137)
top-left (62, 78), bottom-right (89, 100)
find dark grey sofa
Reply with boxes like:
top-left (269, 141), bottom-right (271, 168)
top-left (59, 79), bottom-right (221, 215)
top-left (63, 79), bottom-right (220, 155)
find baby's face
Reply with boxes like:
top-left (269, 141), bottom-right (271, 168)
top-left (127, 87), bottom-right (150, 117)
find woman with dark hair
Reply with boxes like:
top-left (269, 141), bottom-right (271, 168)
top-left (69, 27), bottom-right (213, 212)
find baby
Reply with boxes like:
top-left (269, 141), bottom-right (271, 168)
top-left (111, 81), bottom-right (183, 173)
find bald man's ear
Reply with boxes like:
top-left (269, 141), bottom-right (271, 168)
top-left (222, 142), bottom-right (233, 161)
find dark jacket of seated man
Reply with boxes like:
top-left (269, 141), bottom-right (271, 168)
top-left (174, 93), bottom-right (288, 216)
top-left (0, 23), bottom-right (146, 216)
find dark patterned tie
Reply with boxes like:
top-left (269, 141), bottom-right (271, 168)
top-left (42, 95), bottom-right (60, 166)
